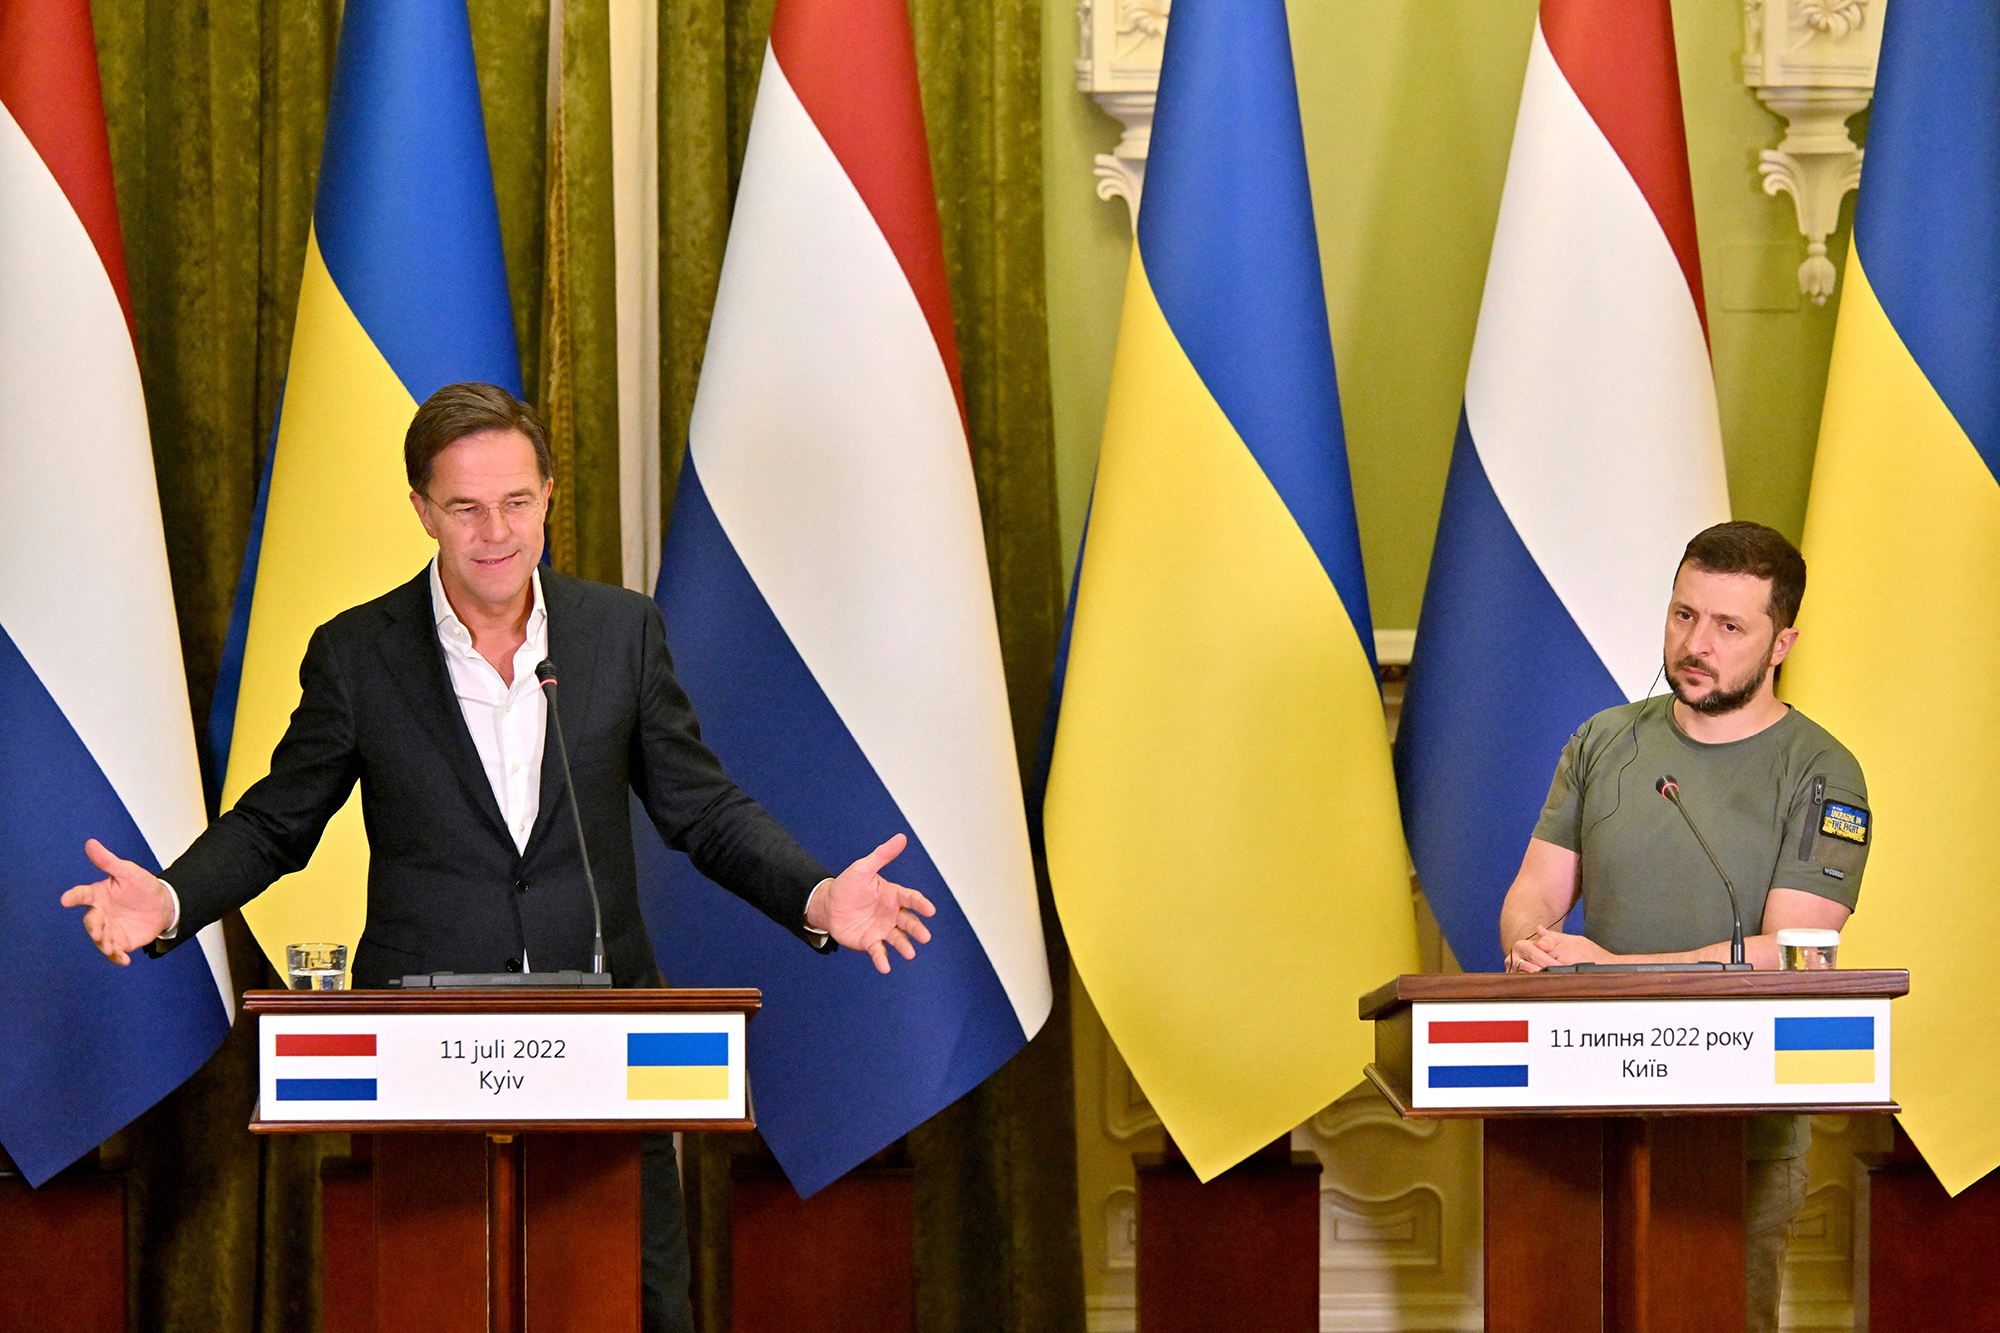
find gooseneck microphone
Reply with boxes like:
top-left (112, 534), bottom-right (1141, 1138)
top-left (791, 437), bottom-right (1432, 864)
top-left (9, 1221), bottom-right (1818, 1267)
top-left (537, 659), bottom-right (606, 976)
top-left (1656, 775), bottom-right (1747, 968)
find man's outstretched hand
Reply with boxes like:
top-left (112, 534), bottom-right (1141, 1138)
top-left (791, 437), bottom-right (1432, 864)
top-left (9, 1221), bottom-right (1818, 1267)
top-left (60, 839), bottom-right (175, 966)
top-left (811, 833), bottom-right (935, 974)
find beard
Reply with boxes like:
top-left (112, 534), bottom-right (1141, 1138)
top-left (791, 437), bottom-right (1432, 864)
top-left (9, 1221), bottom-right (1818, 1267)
top-left (1666, 653), bottom-right (1771, 716)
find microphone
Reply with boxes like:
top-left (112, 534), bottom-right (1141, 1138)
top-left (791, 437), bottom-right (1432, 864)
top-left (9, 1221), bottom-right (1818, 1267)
top-left (537, 660), bottom-right (606, 976)
top-left (1656, 775), bottom-right (1748, 968)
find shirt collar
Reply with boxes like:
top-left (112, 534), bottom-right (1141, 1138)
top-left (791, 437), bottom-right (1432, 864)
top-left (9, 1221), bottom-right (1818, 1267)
top-left (428, 556), bottom-right (546, 645)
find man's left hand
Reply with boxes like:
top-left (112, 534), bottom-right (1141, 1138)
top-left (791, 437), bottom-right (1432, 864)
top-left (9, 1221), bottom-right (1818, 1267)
top-left (812, 834), bottom-right (936, 974)
top-left (1526, 927), bottom-right (1612, 968)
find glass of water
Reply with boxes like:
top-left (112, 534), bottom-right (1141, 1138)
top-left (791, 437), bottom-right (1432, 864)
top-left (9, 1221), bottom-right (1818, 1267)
top-left (1776, 928), bottom-right (1840, 971)
top-left (287, 942), bottom-right (348, 990)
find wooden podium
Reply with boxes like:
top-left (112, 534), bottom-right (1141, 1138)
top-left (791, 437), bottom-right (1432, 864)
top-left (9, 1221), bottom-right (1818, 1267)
top-left (1360, 970), bottom-right (1907, 1333)
top-left (245, 987), bottom-right (762, 1333)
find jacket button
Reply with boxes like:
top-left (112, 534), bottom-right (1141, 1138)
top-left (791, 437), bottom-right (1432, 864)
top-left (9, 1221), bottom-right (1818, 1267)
top-left (514, 878), bottom-right (528, 894)
top-left (505, 958), bottom-right (522, 973)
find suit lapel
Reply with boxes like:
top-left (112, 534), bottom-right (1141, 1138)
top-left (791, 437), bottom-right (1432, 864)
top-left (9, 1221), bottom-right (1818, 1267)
top-left (527, 571), bottom-right (604, 854)
top-left (375, 566), bottom-right (514, 847)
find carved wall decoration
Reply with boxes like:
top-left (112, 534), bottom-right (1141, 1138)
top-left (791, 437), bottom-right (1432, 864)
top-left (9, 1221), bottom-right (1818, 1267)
top-left (1742, 0), bottom-right (1885, 302)
top-left (1074, 0), bottom-right (1168, 223)
top-left (1297, 1082), bottom-right (1483, 1331)
top-left (1104, 1188), bottom-right (1137, 1271)
top-left (1320, 1186), bottom-right (1443, 1269)
top-left (1779, 1114), bottom-right (1890, 1330)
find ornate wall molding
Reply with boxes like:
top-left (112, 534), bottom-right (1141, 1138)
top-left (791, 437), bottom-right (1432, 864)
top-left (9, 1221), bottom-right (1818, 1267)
top-left (1297, 1083), bottom-right (1483, 1332)
top-left (1742, 0), bottom-right (1885, 302)
top-left (1076, 0), bottom-right (1168, 225)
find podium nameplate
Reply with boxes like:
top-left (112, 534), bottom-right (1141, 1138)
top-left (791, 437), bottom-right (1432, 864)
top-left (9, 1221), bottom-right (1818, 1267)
top-left (1399, 997), bottom-right (1890, 1111)
top-left (257, 1006), bottom-right (747, 1124)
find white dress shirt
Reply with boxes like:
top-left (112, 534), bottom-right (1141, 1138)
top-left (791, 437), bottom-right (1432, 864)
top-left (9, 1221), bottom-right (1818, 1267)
top-left (430, 558), bottom-right (548, 853)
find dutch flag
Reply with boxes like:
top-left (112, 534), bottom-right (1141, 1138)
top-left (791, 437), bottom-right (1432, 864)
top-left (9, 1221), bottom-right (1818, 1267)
top-left (0, 0), bottom-right (233, 1186)
top-left (1427, 1019), bottom-right (1532, 1090)
top-left (273, 1034), bottom-right (380, 1103)
top-left (637, 0), bottom-right (1050, 1195)
top-left (1394, 0), bottom-right (1731, 973)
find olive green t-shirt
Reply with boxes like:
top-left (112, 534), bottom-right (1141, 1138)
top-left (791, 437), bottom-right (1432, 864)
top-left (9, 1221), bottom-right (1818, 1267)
top-left (1533, 696), bottom-right (1869, 952)
top-left (1531, 696), bottom-right (1871, 1158)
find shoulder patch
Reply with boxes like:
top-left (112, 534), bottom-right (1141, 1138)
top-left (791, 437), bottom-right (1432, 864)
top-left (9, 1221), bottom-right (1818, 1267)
top-left (1821, 802), bottom-right (1869, 845)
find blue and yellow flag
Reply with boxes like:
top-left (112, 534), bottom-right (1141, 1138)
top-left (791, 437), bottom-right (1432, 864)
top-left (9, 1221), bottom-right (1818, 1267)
top-left (1042, 0), bottom-right (1418, 1179)
top-left (1781, 0), bottom-right (2000, 1194)
top-left (215, 0), bottom-right (521, 967)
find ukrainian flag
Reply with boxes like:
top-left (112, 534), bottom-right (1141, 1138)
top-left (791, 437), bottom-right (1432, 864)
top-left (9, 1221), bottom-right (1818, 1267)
top-left (1041, 0), bottom-right (1418, 1179)
top-left (217, 0), bottom-right (522, 966)
top-left (1781, 0), bottom-right (2000, 1194)
top-left (626, 1033), bottom-right (730, 1101)
top-left (1774, 1017), bottom-right (1875, 1086)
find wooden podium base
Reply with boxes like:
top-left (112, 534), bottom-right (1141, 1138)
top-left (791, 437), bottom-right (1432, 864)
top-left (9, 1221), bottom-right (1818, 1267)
top-left (0, 1152), bottom-right (126, 1333)
top-left (1868, 1122), bottom-right (2000, 1331)
top-left (323, 1132), bottom-right (643, 1333)
top-left (1134, 1140), bottom-right (1322, 1332)
top-left (1484, 1117), bottom-right (1745, 1333)
top-left (729, 1152), bottom-right (915, 1332)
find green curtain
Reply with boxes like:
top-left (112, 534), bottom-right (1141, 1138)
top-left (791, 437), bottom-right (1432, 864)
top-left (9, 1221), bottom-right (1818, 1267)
top-left (87, 0), bottom-right (1077, 1321)
top-left (475, 0), bottom-right (625, 583)
top-left (904, 0), bottom-right (1081, 1324)
top-left (93, 1), bottom-right (339, 1327)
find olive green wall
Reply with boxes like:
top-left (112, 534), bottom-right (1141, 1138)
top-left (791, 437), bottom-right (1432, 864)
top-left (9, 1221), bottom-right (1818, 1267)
top-left (1042, 0), bottom-right (1856, 628)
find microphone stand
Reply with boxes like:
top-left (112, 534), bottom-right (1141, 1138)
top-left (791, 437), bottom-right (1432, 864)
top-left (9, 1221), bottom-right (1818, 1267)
top-left (1657, 775), bottom-right (1749, 969)
top-left (538, 660), bottom-right (607, 976)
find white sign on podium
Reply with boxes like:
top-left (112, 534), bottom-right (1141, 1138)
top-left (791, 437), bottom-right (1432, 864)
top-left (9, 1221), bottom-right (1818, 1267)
top-left (1409, 997), bottom-right (1890, 1111)
top-left (258, 1009), bottom-right (748, 1122)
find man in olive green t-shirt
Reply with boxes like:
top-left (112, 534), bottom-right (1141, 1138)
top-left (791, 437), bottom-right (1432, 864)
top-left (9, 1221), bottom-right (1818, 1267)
top-left (1497, 521), bottom-right (1869, 1333)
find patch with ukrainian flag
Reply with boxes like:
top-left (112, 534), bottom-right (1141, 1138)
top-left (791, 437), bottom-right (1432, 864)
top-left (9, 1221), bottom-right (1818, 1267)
top-left (1775, 1016), bottom-right (1876, 1084)
top-left (627, 1032), bottom-right (731, 1101)
top-left (1820, 802), bottom-right (1869, 844)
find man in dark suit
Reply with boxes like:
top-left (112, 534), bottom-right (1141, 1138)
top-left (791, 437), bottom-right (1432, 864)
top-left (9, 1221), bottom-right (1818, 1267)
top-left (63, 381), bottom-right (935, 1330)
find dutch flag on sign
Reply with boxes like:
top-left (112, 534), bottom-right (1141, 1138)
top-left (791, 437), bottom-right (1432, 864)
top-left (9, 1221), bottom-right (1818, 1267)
top-left (272, 1033), bottom-right (379, 1102)
top-left (1428, 1020), bottom-right (1531, 1090)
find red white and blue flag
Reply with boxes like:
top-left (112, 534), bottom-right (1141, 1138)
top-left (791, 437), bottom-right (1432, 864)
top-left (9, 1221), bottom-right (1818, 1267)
top-left (0, 0), bottom-right (233, 1184)
top-left (272, 1033), bottom-right (380, 1102)
top-left (639, 0), bottom-right (1050, 1194)
top-left (1427, 1019), bottom-right (1531, 1090)
top-left (1394, 0), bottom-right (1730, 972)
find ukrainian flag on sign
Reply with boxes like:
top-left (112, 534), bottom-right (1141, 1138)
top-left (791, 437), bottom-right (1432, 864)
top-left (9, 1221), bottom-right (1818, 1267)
top-left (1042, 0), bottom-right (1418, 1180)
top-left (627, 1033), bottom-right (730, 1101)
top-left (1774, 1017), bottom-right (1875, 1086)
top-left (1780, 0), bottom-right (2000, 1194)
top-left (215, 0), bottom-right (522, 968)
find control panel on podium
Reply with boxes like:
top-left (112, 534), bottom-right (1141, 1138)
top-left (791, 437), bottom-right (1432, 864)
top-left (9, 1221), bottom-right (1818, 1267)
top-left (244, 987), bottom-right (764, 1333)
top-left (1359, 969), bottom-right (1907, 1333)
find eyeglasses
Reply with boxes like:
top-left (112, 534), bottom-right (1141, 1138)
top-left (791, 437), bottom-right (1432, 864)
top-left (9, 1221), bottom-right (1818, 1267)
top-left (423, 493), bottom-right (546, 528)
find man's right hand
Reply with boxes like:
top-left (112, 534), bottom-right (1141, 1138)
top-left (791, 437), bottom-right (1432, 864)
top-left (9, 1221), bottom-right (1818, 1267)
top-left (61, 839), bottom-right (175, 966)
